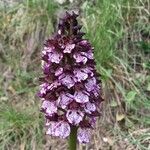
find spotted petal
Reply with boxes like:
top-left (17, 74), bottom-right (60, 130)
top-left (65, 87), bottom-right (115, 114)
top-left (84, 102), bottom-right (96, 114)
top-left (55, 67), bottom-right (63, 76)
top-left (48, 51), bottom-right (63, 64)
top-left (82, 67), bottom-right (94, 77)
top-left (63, 44), bottom-right (75, 53)
top-left (66, 110), bottom-right (84, 125)
top-left (73, 69), bottom-right (88, 82)
top-left (77, 128), bottom-right (91, 143)
top-left (42, 101), bottom-right (57, 116)
top-left (85, 77), bottom-right (97, 92)
top-left (92, 86), bottom-right (100, 97)
top-left (79, 40), bottom-right (88, 46)
top-left (87, 50), bottom-right (94, 59)
top-left (46, 121), bottom-right (70, 138)
top-left (58, 93), bottom-right (74, 109)
top-left (80, 51), bottom-right (93, 60)
top-left (39, 83), bottom-right (49, 96)
top-left (73, 53), bottom-right (87, 64)
top-left (47, 81), bottom-right (60, 91)
top-left (74, 91), bottom-right (89, 103)
top-left (59, 74), bottom-right (75, 88)
top-left (42, 62), bottom-right (51, 74)
top-left (42, 46), bottom-right (53, 56)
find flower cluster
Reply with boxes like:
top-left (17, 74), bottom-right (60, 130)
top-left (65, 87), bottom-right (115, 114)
top-left (38, 11), bottom-right (103, 143)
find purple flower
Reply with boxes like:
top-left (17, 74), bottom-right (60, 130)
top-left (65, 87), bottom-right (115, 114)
top-left (38, 83), bottom-right (49, 97)
top-left (77, 128), bottom-right (91, 143)
top-left (42, 46), bottom-right (53, 55)
top-left (38, 11), bottom-right (102, 143)
top-left (57, 93), bottom-right (74, 109)
top-left (55, 67), bottom-right (63, 76)
top-left (73, 52), bottom-right (88, 64)
top-left (46, 121), bottom-right (70, 138)
top-left (73, 68), bottom-right (88, 82)
top-left (59, 74), bottom-right (75, 88)
top-left (63, 43), bottom-right (75, 53)
top-left (48, 51), bottom-right (63, 64)
top-left (47, 81), bottom-right (61, 91)
top-left (83, 102), bottom-right (96, 114)
top-left (66, 110), bottom-right (84, 125)
top-left (74, 90), bottom-right (89, 103)
top-left (41, 100), bottom-right (57, 116)
top-left (42, 62), bottom-right (51, 74)
top-left (85, 77), bottom-right (100, 97)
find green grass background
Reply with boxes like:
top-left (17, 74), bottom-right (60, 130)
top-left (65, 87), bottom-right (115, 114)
top-left (0, 0), bottom-right (149, 149)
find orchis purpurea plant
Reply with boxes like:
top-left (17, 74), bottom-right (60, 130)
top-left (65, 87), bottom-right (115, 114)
top-left (38, 11), bottom-right (103, 149)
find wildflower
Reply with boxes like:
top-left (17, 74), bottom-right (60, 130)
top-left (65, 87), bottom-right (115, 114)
top-left (38, 11), bottom-right (103, 143)
top-left (77, 128), bottom-right (91, 143)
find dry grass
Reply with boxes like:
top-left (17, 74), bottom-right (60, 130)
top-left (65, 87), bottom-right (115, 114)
top-left (0, 0), bottom-right (150, 149)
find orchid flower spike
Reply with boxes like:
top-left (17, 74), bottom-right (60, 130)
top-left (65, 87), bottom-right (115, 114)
top-left (38, 11), bottom-right (103, 144)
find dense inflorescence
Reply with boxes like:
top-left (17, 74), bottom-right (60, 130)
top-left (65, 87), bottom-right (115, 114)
top-left (38, 11), bottom-right (103, 143)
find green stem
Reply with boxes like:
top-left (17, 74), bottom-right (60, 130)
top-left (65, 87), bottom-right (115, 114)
top-left (69, 126), bottom-right (77, 150)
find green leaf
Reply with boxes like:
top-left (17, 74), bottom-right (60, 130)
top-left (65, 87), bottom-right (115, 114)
top-left (147, 82), bottom-right (150, 91)
top-left (126, 91), bottom-right (137, 103)
top-left (136, 41), bottom-right (150, 54)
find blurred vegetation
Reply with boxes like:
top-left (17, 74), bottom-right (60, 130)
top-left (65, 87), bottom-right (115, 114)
top-left (0, 0), bottom-right (150, 149)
